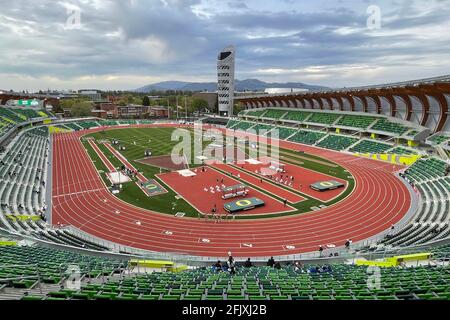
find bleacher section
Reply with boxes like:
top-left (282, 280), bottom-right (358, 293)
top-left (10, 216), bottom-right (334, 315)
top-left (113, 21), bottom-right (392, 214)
top-left (388, 147), bottom-right (417, 155)
top-left (306, 113), bottom-right (340, 126)
top-left (0, 246), bottom-right (124, 290)
top-left (277, 127), bottom-right (298, 140)
top-left (404, 158), bottom-right (447, 183)
top-left (226, 120), bottom-right (240, 129)
top-left (378, 157), bottom-right (449, 248)
top-left (287, 130), bottom-right (326, 145)
top-left (76, 121), bottom-right (100, 129)
top-left (262, 109), bottom-right (287, 119)
top-left (98, 120), bottom-right (118, 126)
top-left (230, 121), bottom-right (255, 132)
top-left (282, 110), bottom-right (311, 122)
top-left (371, 119), bottom-right (409, 135)
top-left (18, 263), bottom-right (450, 300)
top-left (0, 127), bottom-right (49, 217)
top-left (336, 115), bottom-right (377, 129)
top-left (349, 140), bottom-right (393, 154)
top-left (0, 107), bottom-right (24, 123)
top-left (244, 109), bottom-right (267, 118)
top-left (429, 135), bottom-right (450, 145)
top-left (405, 130), bottom-right (419, 137)
top-left (0, 126), bottom-right (107, 250)
top-left (117, 120), bottom-right (138, 125)
top-left (250, 123), bottom-right (275, 135)
top-left (7, 108), bottom-right (42, 120)
top-left (316, 135), bottom-right (358, 151)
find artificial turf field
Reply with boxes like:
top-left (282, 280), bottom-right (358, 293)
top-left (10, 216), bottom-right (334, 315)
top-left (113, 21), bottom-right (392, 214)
top-left (82, 127), bottom-right (355, 219)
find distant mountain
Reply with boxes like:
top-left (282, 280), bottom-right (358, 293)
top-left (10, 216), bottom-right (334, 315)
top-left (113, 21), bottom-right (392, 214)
top-left (135, 79), bottom-right (329, 93)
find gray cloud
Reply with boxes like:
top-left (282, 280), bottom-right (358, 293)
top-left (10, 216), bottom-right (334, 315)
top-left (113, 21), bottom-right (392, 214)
top-left (0, 0), bottom-right (449, 90)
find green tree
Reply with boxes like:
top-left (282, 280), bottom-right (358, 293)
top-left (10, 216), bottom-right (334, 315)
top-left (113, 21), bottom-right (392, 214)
top-left (70, 101), bottom-right (93, 117)
top-left (142, 96), bottom-right (150, 106)
top-left (233, 102), bottom-right (246, 116)
top-left (191, 98), bottom-right (208, 112)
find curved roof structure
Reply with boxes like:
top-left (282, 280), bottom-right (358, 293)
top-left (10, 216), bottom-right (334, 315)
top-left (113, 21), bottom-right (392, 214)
top-left (236, 75), bottom-right (450, 133)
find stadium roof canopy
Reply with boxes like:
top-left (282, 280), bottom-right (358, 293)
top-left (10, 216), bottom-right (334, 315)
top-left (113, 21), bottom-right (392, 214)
top-left (235, 75), bottom-right (450, 133)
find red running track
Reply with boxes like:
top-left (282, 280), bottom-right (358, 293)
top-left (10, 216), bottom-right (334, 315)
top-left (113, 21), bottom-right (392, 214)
top-left (52, 124), bottom-right (411, 258)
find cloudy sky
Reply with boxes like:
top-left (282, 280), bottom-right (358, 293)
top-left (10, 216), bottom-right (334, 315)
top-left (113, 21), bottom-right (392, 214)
top-left (0, 0), bottom-right (449, 91)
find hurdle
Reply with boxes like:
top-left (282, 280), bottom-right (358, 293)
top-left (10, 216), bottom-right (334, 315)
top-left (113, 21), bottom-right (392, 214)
top-left (269, 161), bottom-right (286, 173)
top-left (221, 183), bottom-right (248, 200)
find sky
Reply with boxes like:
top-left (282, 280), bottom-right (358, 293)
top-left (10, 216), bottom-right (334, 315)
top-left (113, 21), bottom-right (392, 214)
top-left (0, 0), bottom-right (449, 91)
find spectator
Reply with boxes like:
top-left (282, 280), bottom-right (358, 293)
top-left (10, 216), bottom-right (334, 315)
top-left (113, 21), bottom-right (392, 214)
top-left (267, 256), bottom-right (275, 267)
top-left (319, 245), bottom-right (324, 257)
top-left (244, 258), bottom-right (253, 268)
top-left (274, 262), bottom-right (281, 270)
top-left (228, 256), bottom-right (236, 275)
top-left (213, 260), bottom-right (222, 272)
top-left (345, 239), bottom-right (350, 250)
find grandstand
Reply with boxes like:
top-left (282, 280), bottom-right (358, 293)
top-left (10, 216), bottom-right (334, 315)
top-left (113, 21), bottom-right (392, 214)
top-left (0, 243), bottom-right (448, 300)
top-left (316, 135), bottom-right (358, 151)
top-left (287, 130), bottom-right (326, 145)
top-left (0, 78), bottom-right (449, 303)
top-left (349, 140), bottom-right (393, 154)
top-left (376, 157), bottom-right (450, 248)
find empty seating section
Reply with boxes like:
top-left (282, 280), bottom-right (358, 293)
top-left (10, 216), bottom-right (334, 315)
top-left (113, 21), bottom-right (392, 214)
top-left (0, 121), bottom-right (14, 136)
top-left (404, 158), bottom-right (447, 183)
top-left (336, 115), bottom-right (377, 129)
top-left (0, 107), bottom-right (23, 123)
top-left (282, 110), bottom-right (311, 122)
top-left (230, 121), bottom-right (255, 131)
top-left (316, 135), bottom-right (358, 151)
top-left (287, 130), bottom-right (326, 145)
top-left (18, 263), bottom-right (450, 300)
top-left (250, 123), bottom-right (274, 135)
top-left (0, 246), bottom-right (124, 290)
top-left (244, 109), bottom-right (267, 118)
top-left (0, 127), bottom-right (49, 217)
top-left (388, 147), bottom-right (417, 155)
top-left (7, 108), bottom-right (41, 120)
top-left (306, 113), bottom-right (340, 125)
top-left (349, 140), bottom-right (393, 154)
top-left (371, 119), bottom-right (409, 135)
top-left (429, 135), bottom-right (450, 145)
top-left (76, 121), bottom-right (99, 129)
top-left (380, 157), bottom-right (449, 247)
top-left (98, 120), bottom-right (118, 126)
top-left (63, 123), bottom-right (83, 130)
top-left (263, 109), bottom-right (287, 119)
top-left (139, 120), bottom-right (154, 124)
top-left (277, 127), bottom-right (298, 140)
top-left (226, 120), bottom-right (240, 129)
top-left (433, 244), bottom-right (450, 259)
top-left (117, 120), bottom-right (138, 125)
top-left (405, 130), bottom-right (419, 137)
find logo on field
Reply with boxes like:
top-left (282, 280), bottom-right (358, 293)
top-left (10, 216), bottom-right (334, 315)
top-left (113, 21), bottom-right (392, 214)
top-left (236, 199), bottom-right (252, 207)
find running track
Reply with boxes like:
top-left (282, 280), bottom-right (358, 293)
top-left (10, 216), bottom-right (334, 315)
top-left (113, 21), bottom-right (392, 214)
top-left (51, 124), bottom-right (411, 258)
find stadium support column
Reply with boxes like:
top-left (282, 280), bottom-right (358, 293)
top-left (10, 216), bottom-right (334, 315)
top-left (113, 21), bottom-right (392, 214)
top-left (217, 45), bottom-right (235, 117)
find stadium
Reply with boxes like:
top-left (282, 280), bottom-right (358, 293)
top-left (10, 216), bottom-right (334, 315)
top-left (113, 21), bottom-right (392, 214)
top-left (1, 74), bottom-right (449, 302)
top-left (0, 0), bottom-right (449, 307)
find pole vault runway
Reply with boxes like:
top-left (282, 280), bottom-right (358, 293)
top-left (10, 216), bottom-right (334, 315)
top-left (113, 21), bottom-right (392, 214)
top-left (51, 124), bottom-right (412, 258)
